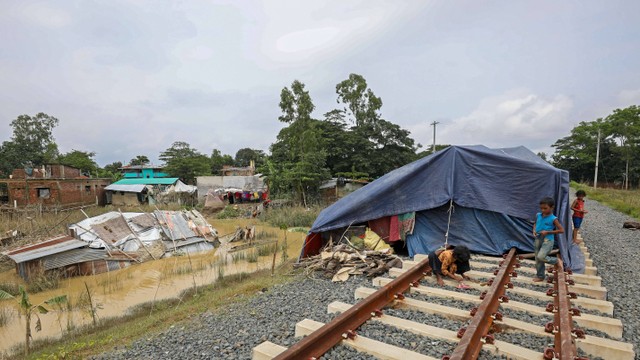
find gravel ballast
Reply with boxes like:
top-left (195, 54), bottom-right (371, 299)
top-left (92, 198), bottom-right (637, 359)
top-left (579, 199), bottom-right (640, 347)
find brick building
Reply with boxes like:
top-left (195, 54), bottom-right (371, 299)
top-left (0, 165), bottom-right (111, 208)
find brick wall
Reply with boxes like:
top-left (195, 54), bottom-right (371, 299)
top-left (10, 165), bottom-right (82, 179)
top-left (7, 179), bottom-right (110, 207)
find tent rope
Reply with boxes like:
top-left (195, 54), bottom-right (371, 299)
top-left (444, 199), bottom-right (454, 246)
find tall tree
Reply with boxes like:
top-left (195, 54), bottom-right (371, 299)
top-left (0, 113), bottom-right (59, 176)
top-left (210, 149), bottom-right (234, 175)
top-left (160, 141), bottom-right (210, 184)
top-left (332, 74), bottom-right (418, 177)
top-left (129, 155), bottom-right (150, 166)
top-left (234, 148), bottom-right (265, 168)
top-left (269, 80), bottom-right (328, 203)
top-left (58, 150), bottom-right (98, 174)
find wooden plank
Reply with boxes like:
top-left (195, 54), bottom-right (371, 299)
top-left (465, 260), bottom-right (602, 287)
top-left (295, 319), bottom-right (438, 360)
top-left (390, 267), bottom-right (607, 300)
top-left (328, 301), bottom-right (543, 360)
top-left (375, 275), bottom-right (614, 316)
top-left (376, 277), bottom-right (621, 338)
top-left (357, 286), bottom-right (634, 360)
top-left (252, 342), bottom-right (287, 360)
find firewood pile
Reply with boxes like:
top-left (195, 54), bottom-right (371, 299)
top-left (295, 244), bottom-right (403, 282)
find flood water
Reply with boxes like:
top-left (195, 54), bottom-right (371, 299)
top-left (0, 219), bottom-right (306, 355)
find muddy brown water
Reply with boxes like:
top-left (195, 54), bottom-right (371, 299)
top-left (0, 219), bottom-right (306, 355)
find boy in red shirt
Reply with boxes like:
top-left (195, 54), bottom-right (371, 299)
top-left (571, 190), bottom-right (588, 244)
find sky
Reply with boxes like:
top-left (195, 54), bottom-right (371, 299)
top-left (1, 1), bottom-right (639, 166)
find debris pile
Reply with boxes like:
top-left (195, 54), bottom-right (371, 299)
top-left (623, 221), bottom-right (640, 230)
top-left (295, 244), bottom-right (402, 282)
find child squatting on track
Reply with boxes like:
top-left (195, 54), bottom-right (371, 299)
top-left (532, 197), bottom-right (565, 282)
top-left (427, 245), bottom-right (472, 288)
top-left (571, 190), bottom-right (588, 244)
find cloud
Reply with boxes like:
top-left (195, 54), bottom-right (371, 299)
top-left (19, 3), bottom-right (72, 28)
top-left (410, 90), bottom-right (574, 154)
top-left (617, 89), bottom-right (640, 106)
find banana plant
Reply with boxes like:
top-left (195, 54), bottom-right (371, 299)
top-left (0, 286), bottom-right (67, 356)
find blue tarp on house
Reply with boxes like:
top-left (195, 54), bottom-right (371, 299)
top-left (306, 145), bottom-right (584, 272)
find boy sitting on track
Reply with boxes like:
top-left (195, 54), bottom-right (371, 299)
top-left (428, 245), bottom-right (472, 287)
top-left (532, 197), bottom-right (565, 282)
top-left (571, 190), bottom-right (588, 244)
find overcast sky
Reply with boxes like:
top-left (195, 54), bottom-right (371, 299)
top-left (1, 1), bottom-right (639, 166)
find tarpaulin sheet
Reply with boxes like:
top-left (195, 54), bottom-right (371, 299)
top-left (406, 205), bottom-right (534, 256)
top-left (308, 145), bottom-right (583, 272)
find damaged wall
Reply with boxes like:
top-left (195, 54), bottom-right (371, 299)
top-left (5, 179), bottom-right (110, 207)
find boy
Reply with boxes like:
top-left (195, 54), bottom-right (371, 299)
top-left (532, 197), bottom-right (565, 282)
top-left (428, 245), bottom-right (472, 287)
top-left (571, 190), bottom-right (588, 244)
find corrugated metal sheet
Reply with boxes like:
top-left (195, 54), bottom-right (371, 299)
top-left (113, 178), bottom-right (179, 185)
top-left (155, 210), bottom-right (199, 240)
top-left (105, 184), bottom-right (147, 192)
top-left (41, 248), bottom-right (109, 270)
top-left (6, 237), bottom-right (88, 263)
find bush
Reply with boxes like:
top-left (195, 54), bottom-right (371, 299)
top-left (216, 205), bottom-right (243, 219)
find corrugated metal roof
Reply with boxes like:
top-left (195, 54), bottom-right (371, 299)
top-left (155, 210), bottom-right (198, 240)
top-left (105, 184), bottom-right (147, 192)
top-left (5, 236), bottom-right (88, 263)
top-left (42, 248), bottom-right (109, 270)
top-left (114, 178), bottom-right (179, 185)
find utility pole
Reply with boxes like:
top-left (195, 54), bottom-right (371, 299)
top-left (594, 128), bottom-right (601, 189)
top-left (431, 121), bottom-right (440, 154)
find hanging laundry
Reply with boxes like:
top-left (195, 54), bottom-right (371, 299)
top-left (398, 212), bottom-right (416, 240)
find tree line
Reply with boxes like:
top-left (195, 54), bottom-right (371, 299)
top-left (3, 75), bottom-right (636, 199)
top-left (0, 74), bottom-right (421, 200)
top-left (551, 105), bottom-right (640, 189)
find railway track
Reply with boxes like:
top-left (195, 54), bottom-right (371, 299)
top-left (253, 235), bottom-right (635, 360)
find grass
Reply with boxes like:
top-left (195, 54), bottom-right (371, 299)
top-left (26, 270), bottom-right (62, 293)
top-left (246, 249), bottom-right (259, 263)
top-left (572, 181), bottom-right (640, 220)
top-left (0, 307), bottom-right (13, 327)
top-left (231, 252), bottom-right (246, 263)
top-left (19, 263), bottom-right (300, 360)
top-left (258, 206), bottom-right (322, 228)
top-left (256, 243), bottom-right (278, 257)
top-left (216, 205), bottom-right (243, 219)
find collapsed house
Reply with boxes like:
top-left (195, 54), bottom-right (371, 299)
top-left (302, 145), bottom-right (585, 272)
top-left (105, 178), bottom-right (197, 206)
top-left (3, 234), bottom-right (137, 280)
top-left (3, 210), bottom-right (218, 280)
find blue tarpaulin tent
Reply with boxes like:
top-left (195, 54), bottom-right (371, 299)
top-left (303, 145), bottom-right (585, 272)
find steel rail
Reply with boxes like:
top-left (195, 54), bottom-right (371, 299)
top-left (447, 248), bottom-right (518, 360)
top-left (273, 256), bottom-right (431, 360)
top-left (544, 257), bottom-right (587, 360)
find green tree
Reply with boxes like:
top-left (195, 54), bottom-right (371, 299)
top-left (58, 150), bottom-right (98, 174)
top-left (160, 141), bottom-right (211, 184)
top-left (210, 149), bottom-right (234, 175)
top-left (98, 161), bottom-right (124, 181)
top-left (0, 287), bottom-right (67, 356)
top-left (552, 119), bottom-right (622, 184)
top-left (234, 148), bottom-right (265, 168)
top-left (268, 80), bottom-right (328, 204)
top-left (129, 155), bottom-right (150, 166)
top-left (605, 105), bottom-right (640, 189)
top-left (332, 74), bottom-right (418, 177)
top-left (0, 113), bottom-right (59, 176)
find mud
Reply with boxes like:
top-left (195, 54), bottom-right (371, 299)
top-left (0, 218), bottom-right (305, 355)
